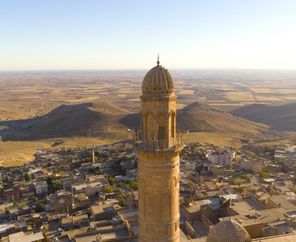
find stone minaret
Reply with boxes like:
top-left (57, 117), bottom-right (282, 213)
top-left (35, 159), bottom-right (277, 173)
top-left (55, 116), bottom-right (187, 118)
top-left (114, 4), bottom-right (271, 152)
top-left (136, 59), bottom-right (182, 242)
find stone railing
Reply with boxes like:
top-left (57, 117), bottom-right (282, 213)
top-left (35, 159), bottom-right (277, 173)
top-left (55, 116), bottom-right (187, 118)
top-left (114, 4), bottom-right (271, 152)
top-left (133, 131), bottom-right (183, 152)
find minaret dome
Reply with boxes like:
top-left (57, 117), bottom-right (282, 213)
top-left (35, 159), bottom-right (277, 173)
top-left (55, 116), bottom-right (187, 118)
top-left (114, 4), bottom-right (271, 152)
top-left (142, 64), bottom-right (174, 96)
top-left (207, 220), bottom-right (251, 242)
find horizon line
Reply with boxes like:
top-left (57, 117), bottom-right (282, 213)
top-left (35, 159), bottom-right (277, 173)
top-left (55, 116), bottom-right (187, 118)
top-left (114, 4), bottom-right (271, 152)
top-left (1, 67), bottom-right (296, 73)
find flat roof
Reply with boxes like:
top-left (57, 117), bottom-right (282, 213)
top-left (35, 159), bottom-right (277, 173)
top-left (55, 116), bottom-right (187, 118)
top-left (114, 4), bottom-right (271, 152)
top-left (91, 204), bottom-right (113, 214)
top-left (8, 231), bottom-right (44, 242)
top-left (61, 216), bottom-right (73, 224)
top-left (268, 195), bottom-right (296, 210)
top-left (100, 229), bottom-right (129, 240)
top-left (118, 209), bottom-right (138, 219)
top-left (185, 200), bottom-right (211, 214)
top-left (75, 234), bottom-right (98, 242)
top-left (252, 233), bottom-right (296, 242)
top-left (221, 207), bottom-right (287, 226)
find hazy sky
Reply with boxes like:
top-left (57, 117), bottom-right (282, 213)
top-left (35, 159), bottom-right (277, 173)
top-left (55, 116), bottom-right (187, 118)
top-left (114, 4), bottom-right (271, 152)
top-left (1, 0), bottom-right (296, 70)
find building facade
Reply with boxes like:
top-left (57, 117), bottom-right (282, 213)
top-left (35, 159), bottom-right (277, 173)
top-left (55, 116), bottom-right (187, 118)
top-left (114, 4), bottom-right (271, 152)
top-left (136, 60), bottom-right (182, 242)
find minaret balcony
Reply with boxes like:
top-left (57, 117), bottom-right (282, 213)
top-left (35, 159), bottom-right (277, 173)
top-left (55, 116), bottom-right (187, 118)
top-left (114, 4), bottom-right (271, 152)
top-left (134, 131), bottom-right (183, 152)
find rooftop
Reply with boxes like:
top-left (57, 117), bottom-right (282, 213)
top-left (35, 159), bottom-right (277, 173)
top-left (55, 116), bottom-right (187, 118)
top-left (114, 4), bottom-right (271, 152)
top-left (8, 231), bottom-right (44, 242)
top-left (221, 207), bottom-right (287, 226)
top-left (252, 232), bottom-right (296, 241)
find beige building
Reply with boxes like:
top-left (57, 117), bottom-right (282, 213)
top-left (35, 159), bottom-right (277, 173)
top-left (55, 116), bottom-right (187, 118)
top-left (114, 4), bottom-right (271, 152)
top-left (8, 231), bottom-right (45, 242)
top-left (136, 59), bottom-right (182, 242)
top-left (240, 159), bottom-right (263, 173)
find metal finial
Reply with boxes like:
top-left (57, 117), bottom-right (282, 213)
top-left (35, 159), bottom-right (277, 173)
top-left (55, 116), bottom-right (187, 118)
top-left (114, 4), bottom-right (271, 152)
top-left (157, 53), bottom-right (160, 65)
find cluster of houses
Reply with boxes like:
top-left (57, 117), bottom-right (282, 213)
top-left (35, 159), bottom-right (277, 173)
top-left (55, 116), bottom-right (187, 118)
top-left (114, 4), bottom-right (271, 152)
top-left (275, 145), bottom-right (296, 165)
top-left (0, 143), bottom-right (139, 241)
top-left (179, 143), bottom-right (296, 241)
top-left (1, 140), bottom-right (296, 241)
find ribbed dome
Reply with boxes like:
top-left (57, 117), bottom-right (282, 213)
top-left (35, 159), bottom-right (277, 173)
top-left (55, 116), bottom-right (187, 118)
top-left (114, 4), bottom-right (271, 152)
top-left (207, 220), bottom-right (251, 242)
top-left (142, 64), bottom-right (174, 96)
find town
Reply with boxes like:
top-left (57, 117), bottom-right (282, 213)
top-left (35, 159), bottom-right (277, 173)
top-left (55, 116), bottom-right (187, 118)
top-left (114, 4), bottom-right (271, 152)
top-left (1, 140), bottom-right (296, 241)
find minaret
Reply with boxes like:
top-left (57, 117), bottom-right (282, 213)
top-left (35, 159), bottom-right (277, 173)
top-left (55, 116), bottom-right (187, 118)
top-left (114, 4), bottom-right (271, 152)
top-left (136, 58), bottom-right (182, 242)
top-left (92, 149), bottom-right (96, 164)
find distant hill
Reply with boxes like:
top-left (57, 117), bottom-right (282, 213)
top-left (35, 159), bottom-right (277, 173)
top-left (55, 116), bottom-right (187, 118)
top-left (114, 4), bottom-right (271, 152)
top-left (0, 101), bottom-right (266, 141)
top-left (176, 102), bottom-right (266, 133)
top-left (0, 101), bottom-right (129, 140)
top-left (231, 103), bottom-right (296, 131)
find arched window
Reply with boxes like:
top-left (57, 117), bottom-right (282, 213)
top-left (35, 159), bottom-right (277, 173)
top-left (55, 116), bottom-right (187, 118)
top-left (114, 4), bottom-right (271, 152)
top-left (141, 111), bottom-right (144, 131)
top-left (145, 113), bottom-right (154, 139)
top-left (170, 111), bottom-right (176, 138)
top-left (157, 113), bottom-right (166, 140)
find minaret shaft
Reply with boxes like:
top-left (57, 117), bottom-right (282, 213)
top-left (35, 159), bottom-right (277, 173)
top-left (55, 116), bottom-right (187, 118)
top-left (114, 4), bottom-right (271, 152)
top-left (138, 150), bottom-right (180, 242)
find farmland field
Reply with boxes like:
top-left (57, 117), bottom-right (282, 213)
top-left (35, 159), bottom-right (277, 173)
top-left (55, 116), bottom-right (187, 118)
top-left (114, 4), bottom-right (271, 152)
top-left (1, 69), bottom-right (296, 166)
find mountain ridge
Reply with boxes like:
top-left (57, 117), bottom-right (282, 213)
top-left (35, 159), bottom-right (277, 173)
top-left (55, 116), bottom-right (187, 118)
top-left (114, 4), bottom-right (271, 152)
top-left (231, 102), bottom-right (296, 131)
top-left (0, 101), bottom-right (267, 140)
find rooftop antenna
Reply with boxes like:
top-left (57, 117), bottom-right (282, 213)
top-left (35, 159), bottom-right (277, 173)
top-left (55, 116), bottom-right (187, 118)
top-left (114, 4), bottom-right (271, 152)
top-left (157, 53), bottom-right (160, 66)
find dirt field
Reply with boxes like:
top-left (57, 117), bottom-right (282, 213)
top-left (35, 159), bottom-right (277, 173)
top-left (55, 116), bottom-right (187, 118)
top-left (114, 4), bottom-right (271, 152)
top-left (0, 137), bottom-right (115, 167)
top-left (1, 70), bottom-right (296, 167)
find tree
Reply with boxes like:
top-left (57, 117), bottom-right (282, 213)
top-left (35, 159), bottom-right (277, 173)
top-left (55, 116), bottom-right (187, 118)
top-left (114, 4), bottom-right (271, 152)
top-left (259, 170), bottom-right (271, 178)
top-left (47, 177), bottom-right (60, 194)
top-left (103, 185), bottom-right (117, 193)
top-left (34, 202), bottom-right (45, 212)
top-left (24, 173), bottom-right (30, 181)
top-left (107, 177), bottom-right (116, 185)
top-left (126, 180), bottom-right (138, 190)
top-left (118, 193), bottom-right (127, 207)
